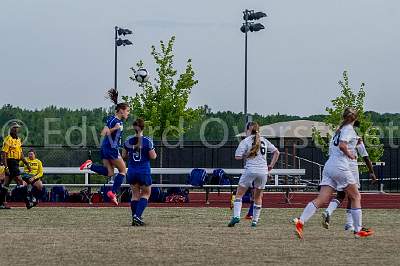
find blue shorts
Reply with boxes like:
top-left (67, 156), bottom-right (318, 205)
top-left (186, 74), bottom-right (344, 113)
top-left (100, 147), bottom-right (120, 160)
top-left (127, 172), bottom-right (152, 187)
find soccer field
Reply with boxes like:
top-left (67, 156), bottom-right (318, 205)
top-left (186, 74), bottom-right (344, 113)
top-left (1, 207), bottom-right (399, 265)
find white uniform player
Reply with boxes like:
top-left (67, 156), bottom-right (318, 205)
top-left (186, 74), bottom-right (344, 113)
top-left (235, 136), bottom-right (278, 189)
top-left (320, 124), bottom-right (358, 191)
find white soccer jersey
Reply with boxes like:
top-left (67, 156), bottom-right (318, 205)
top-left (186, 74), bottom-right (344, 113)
top-left (235, 135), bottom-right (277, 173)
top-left (328, 124), bottom-right (358, 162)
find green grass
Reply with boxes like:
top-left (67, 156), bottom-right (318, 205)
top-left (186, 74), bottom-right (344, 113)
top-left (1, 208), bottom-right (399, 265)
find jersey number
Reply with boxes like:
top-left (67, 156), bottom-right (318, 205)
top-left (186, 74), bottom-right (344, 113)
top-left (260, 141), bottom-right (266, 156)
top-left (333, 132), bottom-right (341, 146)
top-left (132, 149), bottom-right (141, 162)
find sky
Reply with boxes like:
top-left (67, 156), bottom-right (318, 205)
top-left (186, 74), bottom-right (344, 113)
top-left (0, 0), bottom-right (399, 116)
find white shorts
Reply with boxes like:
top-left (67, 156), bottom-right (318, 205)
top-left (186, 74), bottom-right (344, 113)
top-left (349, 162), bottom-right (360, 188)
top-left (320, 160), bottom-right (357, 191)
top-left (238, 171), bottom-right (268, 189)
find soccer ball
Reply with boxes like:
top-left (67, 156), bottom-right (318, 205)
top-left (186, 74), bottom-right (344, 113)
top-left (134, 68), bottom-right (149, 83)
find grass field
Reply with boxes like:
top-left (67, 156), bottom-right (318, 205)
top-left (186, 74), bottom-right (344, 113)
top-left (1, 207), bottom-right (399, 265)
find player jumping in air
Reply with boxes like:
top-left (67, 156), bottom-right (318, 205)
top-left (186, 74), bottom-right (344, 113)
top-left (80, 89), bottom-right (130, 205)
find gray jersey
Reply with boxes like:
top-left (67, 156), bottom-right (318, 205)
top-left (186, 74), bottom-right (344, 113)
top-left (235, 135), bottom-right (277, 174)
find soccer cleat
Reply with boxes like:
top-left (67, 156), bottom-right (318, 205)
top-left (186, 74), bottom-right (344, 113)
top-left (107, 191), bottom-right (118, 206)
top-left (79, 160), bottom-right (92, 170)
top-left (354, 229), bottom-right (374, 238)
top-left (132, 216), bottom-right (145, 226)
top-left (321, 211), bottom-right (330, 229)
top-left (228, 217), bottom-right (240, 227)
top-left (251, 221), bottom-right (257, 228)
top-left (344, 224), bottom-right (355, 232)
top-left (293, 218), bottom-right (304, 239)
top-left (0, 204), bottom-right (11, 210)
top-left (26, 201), bottom-right (34, 210)
top-left (245, 214), bottom-right (253, 220)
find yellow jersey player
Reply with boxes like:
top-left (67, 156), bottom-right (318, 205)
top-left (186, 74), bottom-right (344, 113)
top-left (1, 122), bottom-right (33, 209)
top-left (20, 149), bottom-right (45, 207)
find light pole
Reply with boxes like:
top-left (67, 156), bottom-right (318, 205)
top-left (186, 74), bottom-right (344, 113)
top-left (240, 10), bottom-right (267, 126)
top-left (114, 26), bottom-right (133, 92)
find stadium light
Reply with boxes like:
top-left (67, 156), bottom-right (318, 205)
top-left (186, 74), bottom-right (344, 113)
top-left (241, 10), bottom-right (267, 126)
top-left (114, 26), bottom-right (133, 92)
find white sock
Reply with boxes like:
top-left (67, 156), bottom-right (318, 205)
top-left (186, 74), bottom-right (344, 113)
top-left (351, 208), bottom-right (362, 232)
top-left (345, 209), bottom-right (353, 227)
top-left (252, 204), bottom-right (262, 223)
top-left (233, 198), bottom-right (242, 218)
top-left (300, 202), bottom-right (318, 224)
top-left (326, 199), bottom-right (340, 216)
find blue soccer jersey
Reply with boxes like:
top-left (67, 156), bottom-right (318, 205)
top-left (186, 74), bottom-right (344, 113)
top-left (101, 116), bottom-right (124, 149)
top-left (124, 136), bottom-right (154, 174)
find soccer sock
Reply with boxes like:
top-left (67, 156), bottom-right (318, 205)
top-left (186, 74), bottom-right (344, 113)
top-left (130, 200), bottom-right (138, 218)
top-left (346, 209), bottom-right (353, 227)
top-left (247, 200), bottom-right (254, 216)
top-left (252, 204), bottom-right (262, 223)
top-left (112, 173), bottom-right (125, 194)
top-left (89, 164), bottom-right (109, 176)
top-left (326, 199), bottom-right (340, 216)
top-left (0, 185), bottom-right (5, 205)
top-left (135, 198), bottom-right (148, 218)
top-left (17, 185), bottom-right (29, 203)
top-left (233, 198), bottom-right (242, 218)
top-left (299, 202), bottom-right (318, 224)
top-left (351, 208), bottom-right (362, 232)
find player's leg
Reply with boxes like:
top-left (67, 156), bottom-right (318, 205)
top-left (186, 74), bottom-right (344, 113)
top-left (245, 188), bottom-right (255, 220)
top-left (250, 173), bottom-right (268, 227)
top-left (344, 196), bottom-right (354, 231)
top-left (322, 190), bottom-right (346, 229)
top-left (110, 158), bottom-right (126, 193)
top-left (133, 185), bottom-right (151, 226)
top-left (31, 179), bottom-right (44, 206)
top-left (228, 173), bottom-right (251, 227)
top-left (130, 183), bottom-right (140, 226)
top-left (294, 185), bottom-right (335, 238)
top-left (345, 184), bottom-right (373, 237)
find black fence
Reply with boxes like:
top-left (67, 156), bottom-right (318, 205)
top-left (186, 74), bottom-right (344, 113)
top-left (23, 138), bottom-right (400, 192)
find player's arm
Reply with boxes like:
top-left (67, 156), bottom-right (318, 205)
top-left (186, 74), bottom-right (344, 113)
top-left (20, 153), bottom-right (31, 172)
top-left (1, 138), bottom-right (9, 173)
top-left (122, 139), bottom-right (130, 160)
top-left (339, 141), bottom-right (356, 160)
top-left (148, 139), bottom-right (157, 160)
top-left (357, 141), bottom-right (377, 184)
top-left (35, 160), bottom-right (44, 179)
top-left (266, 141), bottom-right (280, 171)
top-left (235, 140), bottom-right (247, 160)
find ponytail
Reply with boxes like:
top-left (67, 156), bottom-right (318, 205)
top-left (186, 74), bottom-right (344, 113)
top-left (247, 122), bottom-right (261, 158)
top-left (106, 88), bottom-right (129, 112)
top-left (337, 107), bottom-right (358, 132)
top-left (133, 118), bottom-right (145, 150)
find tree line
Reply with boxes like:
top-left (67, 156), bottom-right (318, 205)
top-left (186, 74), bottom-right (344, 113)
top-left (0, 104), bottom-right (399, 146)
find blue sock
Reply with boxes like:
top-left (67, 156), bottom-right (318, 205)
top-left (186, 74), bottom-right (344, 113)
top-left (247, 201), bottom-right (254, 216)
top-left (130, 200), bottom-right (138, 217)
top-left (90, 164), bottom-right (109, 176)
top-left (135, 198), bottom-right (148, 218)
top-left (112, 173), bottom-right (125, 193)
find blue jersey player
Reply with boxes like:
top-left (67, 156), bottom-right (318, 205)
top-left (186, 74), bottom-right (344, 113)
top-left (122, 118), bottom-right (157, 226)
top-left (80, 89), bottom-right (130, 205)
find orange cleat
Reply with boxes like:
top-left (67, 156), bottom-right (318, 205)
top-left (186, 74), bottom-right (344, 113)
top-left (107, 190), bottom-right (118, 206)
top-left (293, 218), bottom-right (304, 239)
top-left (79, 160), bottom-right (92, 170)
top-left (354, 228), bottom-right (374, 238)
top-left (245, 214), bottom-right (253, 220)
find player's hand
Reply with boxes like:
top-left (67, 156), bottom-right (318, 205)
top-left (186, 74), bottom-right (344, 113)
top-left (113, 123), bottom-right (121, 130)
top-left (370, 173), bottom-right (378, 184)
top-left (28, 177), bottom-right (35, 183)
top-left (348, 154), bottom-right (357, 160)
top-left (267, 165), bottom-right (273, 172)
top-left (101, 127), bottom-right (111, 136)
top-left (27, 165), bottom-right (32, 172)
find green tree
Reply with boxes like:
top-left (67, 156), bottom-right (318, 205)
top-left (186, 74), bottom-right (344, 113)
top-left (123, 36), bottom-right (201, 140)
top-left (312, 71), bottom-right (384, 167)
